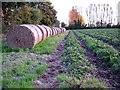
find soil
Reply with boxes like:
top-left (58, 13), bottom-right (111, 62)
top-left (74, 31), bottom-right (120, 88)
top-left (34, 32), bottom-right (70, 88)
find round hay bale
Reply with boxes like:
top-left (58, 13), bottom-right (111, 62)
top-left (37, 25), bottom-right (48, 40)
top-left (6, 24), bottom-right (43, 48)
top-left (6, 24), bottom-right (66, 48)
top-left (51, 27), bottom-right (56, 36)
top-left (53, 27), bottom-right (58, 35)
top-left (42, 25), bottom-right (51, 37)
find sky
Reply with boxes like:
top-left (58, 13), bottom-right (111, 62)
top-left (50, 0), bottom-right (120, 25)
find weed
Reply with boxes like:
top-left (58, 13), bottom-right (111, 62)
top-left (36, 62), bottom-right (48, 74)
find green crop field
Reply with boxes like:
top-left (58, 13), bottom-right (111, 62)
top-left (1, 29), bottom-right (120, 88)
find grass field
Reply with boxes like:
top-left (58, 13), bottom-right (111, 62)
top-left (1, 29), bottom-right (120, 88)
top-left (2, 31), bottom-right (68, 88)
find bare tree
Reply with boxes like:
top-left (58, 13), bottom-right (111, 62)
top-left (86, 3), bottom-right (114, 27)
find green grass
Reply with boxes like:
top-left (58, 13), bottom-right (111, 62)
top-left (2, 53), bottom-right (48, 88)
top-left (2, 31), bottom-right (68, 88)
top-left (57, 73), bottom-right (106, 88)
top-left (2, 32), bottom-right (68, 54)
top-left (36, 63), bottom-right (48, 74)
top-left (81, 77), bottom-right (106, 88)
top-left (32, 32), bottom-right (68, 54)
top-left (3, 74), bottom-right (37, 88)
top-left (57, 73), bottom-right (80, 88)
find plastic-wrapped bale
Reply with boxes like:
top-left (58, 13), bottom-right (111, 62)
top-left (6, 24), bottom-right (45, 48)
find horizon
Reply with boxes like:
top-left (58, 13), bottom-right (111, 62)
top-left (50, 0), bottom-right (120, 25)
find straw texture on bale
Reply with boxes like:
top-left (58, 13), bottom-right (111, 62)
top-left (6, 24), bottom-right (66, 48)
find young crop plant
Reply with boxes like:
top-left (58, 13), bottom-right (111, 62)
top-left (76, 32), bottom-right (120, 73)
top-left (78, 29), bottom-right (120, 49)
top-left (59, 31), bottom-right (106, 88)
top-left (61, 31), bottom-right (96, 79)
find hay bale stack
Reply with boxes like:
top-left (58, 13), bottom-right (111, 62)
top-left (7, 24), bottom-right (43, 48)
top-left (60, 28), bottom-right (66, 33)
top-left (37, 25), bottom-right (48, 40)
top-left (6, 24), bottom-right (66, 48)
top-left (50, 27), bottom-right (57, 36)
top-left (42, 25), bottom-right (52, 37)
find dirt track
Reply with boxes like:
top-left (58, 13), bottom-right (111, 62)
top-left (34, 32), bottom-right (69, 88)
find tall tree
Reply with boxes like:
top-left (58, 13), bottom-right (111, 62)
top-left (2, 1), bottom-right (59, 34)
top-left (29, 1), bottom-right (57, 26)
top-left (68, 6), bottom-right (85, 27)
top-left (86, 3), bottom-right (114, 27)
top-left (2, 2), bottom-right (27, 33)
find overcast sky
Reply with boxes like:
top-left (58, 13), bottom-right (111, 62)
top-left (50, 0), bottom-right (120, 25)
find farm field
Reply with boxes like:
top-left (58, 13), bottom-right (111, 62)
top-left (1, 29), bottom-right (120, 88)
top-left (78, 29), bottom-right (120, 50)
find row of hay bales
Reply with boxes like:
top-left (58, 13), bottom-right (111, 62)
top-left (6, 24), bottom-right (66, 48)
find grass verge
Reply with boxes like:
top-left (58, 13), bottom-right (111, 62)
top-left (2, 31), bottom-right (68, 54)
top-left (2, 53), bottom-right (48, 88)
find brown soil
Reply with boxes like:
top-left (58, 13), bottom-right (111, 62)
top-left (74, 31), bottom-right (120, 88)
top-left (34, 32), bottom-right (69, 88)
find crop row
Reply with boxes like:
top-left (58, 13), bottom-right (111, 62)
top-left (76, 31), bottom-right (120, 73)
top-left (58, 31), bottom-right (105, 88)
top-left (62, 31), bottom-right (95, 78)
top-left (78, 29), bottom-right (120, 49)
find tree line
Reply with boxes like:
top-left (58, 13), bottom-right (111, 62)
top-left (66, 4), bottom-right (120, 30)
top-left (1, 1), bottom-right (59, 34)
